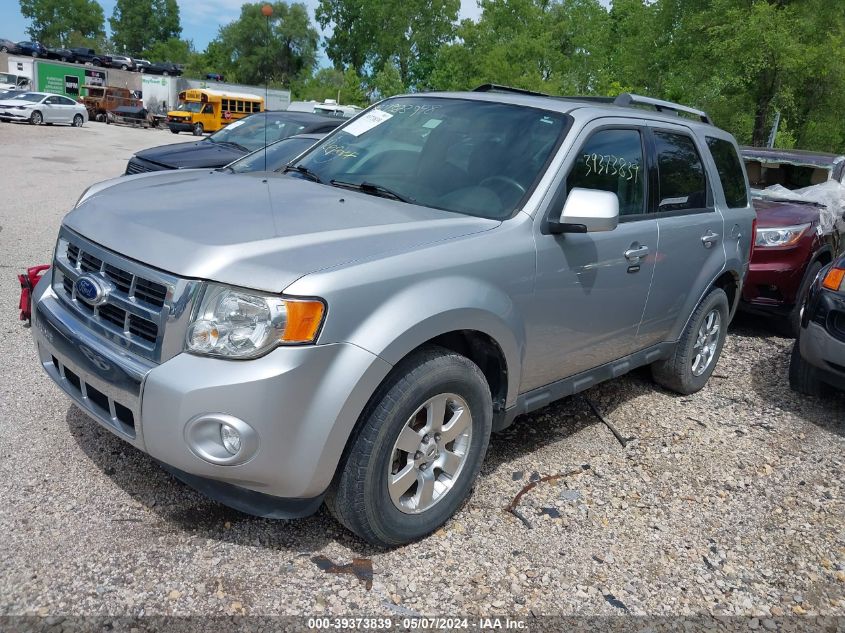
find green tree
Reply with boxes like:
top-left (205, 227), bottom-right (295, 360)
top-left (19, 0), bottom-right (105, 47)
top-left (145, 37), bottom-right (193, 64)
top-left (208, 2), bottom-right (318, 87)
top-left (371, 61), bottom-right (406, 98)
top-left (110, 0), bottom-right (181, 54)
top-left (316, 0), bottom-right (459, 88)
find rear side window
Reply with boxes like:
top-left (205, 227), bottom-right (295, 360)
top-left (654, 131), bottom-right (708, 212)
top-left (567, 128), bottom-right (645, 216)
top-left (706, 137), bottom-right (749, 208)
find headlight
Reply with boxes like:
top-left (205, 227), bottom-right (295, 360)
top-left (185, 283), bottom-right (325, 359)
top-left (754, 223), bottom-right (810, 247)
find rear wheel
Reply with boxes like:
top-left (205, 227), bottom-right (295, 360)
top-left (788, 340), bottom-right (826, 397)
top-left (192, 122), bottom-right (204, 136)
top-left (652, 287), bottom-right (729, 394)
top-left (72, 114), bottom-right (83, 127)
top-left (170, 128), bottom-right (180, 134)
top-left (29, 111), bottom-right (43, 125)
top-left (326, 346), bottom-right (492, 546)
top-left (120, 64), bottom-right (128, 70)
top-left (0, 46), bottom-right (7, 53)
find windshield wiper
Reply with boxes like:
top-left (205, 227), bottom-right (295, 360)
top-left (283, 163), bottom-right (323, 183)
top-left (330, 180), bottom-right (413, 204)
top-left (213, 140), bottom-right (249, 152)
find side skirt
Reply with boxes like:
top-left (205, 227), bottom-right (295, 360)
top-left (493, 341), bottom-right (675, 432)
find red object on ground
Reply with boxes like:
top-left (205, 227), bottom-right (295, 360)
top-left (18, 265), bottom-right (50, 322)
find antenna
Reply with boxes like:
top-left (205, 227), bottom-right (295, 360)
top-left (261, 3), bottom-right (273, 173)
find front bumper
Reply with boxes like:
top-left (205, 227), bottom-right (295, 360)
top-left (167, 121), bottom-right (193, 133)
top-left (798, 284), bottom-right (845, 392)
top-left (0, 110), bottom-right (29, 121)
top-left (32, 275), bottom-right (393, 513)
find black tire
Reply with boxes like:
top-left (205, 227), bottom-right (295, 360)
top-left (170, 128), bottom-right (180, 134)
top-left (120, 64), bottom-right (128, 70)
top-left (163, 70), bottom-right (169, 76)
top-left (785, 261), bottom-right (823, 338)
top-left (788, 339), bottom-right (826, 397)
top-left (29, 110), bottom-right (43, 125)
top-left (72, 114), bottom-right (83, 127)
top-left (138, 67), bottom-right (145, 73)
top-left (326, 346), bottom-right (493, 546)
top-left (31, 51), bottom-right (38, 58)
top-left (0, 46), bottom-right (7, 53)
top-left (192, 123), bottom-right (204, 136)
top-left (652, 287), bottom-right (730, 395)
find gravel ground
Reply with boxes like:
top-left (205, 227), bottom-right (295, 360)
top-left (1, 122), bottom-right (844, 626)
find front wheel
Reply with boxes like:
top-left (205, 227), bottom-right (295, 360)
top-left (652, 287), bottom-right (729, 394)
top-left (29, 111), bottom-right (43, 125)
top-left (786, 261), bottom-right (823, 338)
top-left (788, 340), bottom-right (826, 397)
top-left (192, 122), bottom-right (204, 136)
top-left (170, 128), bottom-right (179, 134)
top-left (72, 114), bottom-right (83, 127)
top-left (326, 346), bottom-right (493, 546)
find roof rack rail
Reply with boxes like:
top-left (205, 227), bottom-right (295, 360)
top-left (473, 84), bottom-right (549, 97)
top-left (613, 93), bottom-right (711, 124)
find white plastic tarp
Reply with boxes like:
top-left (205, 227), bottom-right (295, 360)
top-left (759, 180), bottom-right (845, 235)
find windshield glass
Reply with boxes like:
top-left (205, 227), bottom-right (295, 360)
top-left (9, 92), bottom-right (43, 103)
top-left (0, 73), bottom-right (15, 84)
top-left (176, 101), bottom-right (202, 113)
top-left (209, 114), bottom-right (308, 152)
top-left (292, 97), bottom-right (568, 219)
top-left (229, 137), bottom-right (318, 174)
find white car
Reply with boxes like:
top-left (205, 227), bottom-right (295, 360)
top-left (0, 91), bottom-right (89, 126)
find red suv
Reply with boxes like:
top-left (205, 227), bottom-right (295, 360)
top-left (740, 147), bottom-right (845, 335)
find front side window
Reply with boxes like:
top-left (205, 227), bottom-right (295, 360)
top-left (566, 128), bottom-right (645, 216)
top-left (706, 137), bottom-right (748, 208)
top-left (292, 97), bottom-right (569, 220)
top-left (654, 131), bottom-right (708, 212)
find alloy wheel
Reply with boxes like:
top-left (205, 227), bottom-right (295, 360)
top-left (387, 393), bottom-right (473, 514)
top-left (691, 309), bottom-right (721, 376)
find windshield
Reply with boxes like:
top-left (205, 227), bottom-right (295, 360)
top-left (209, 114), bottom-right (308, 152)
top-left (9, 92), bottom-right (43, 103)
top-left (229, 136), bottom-right (319, 174)
top-left (176, 101), bottom-right (203, 113)
top-left (292, 97), bottom-right (568, 219)
top-left (0, 73), bottom-right (15, 84)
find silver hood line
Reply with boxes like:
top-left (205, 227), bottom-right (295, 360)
top-left (63, 171), bottom-right (500, 293)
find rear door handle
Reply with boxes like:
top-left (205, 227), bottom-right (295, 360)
top-left (701, 231), bottom-right (720, 248)
top-left (624, 245), bottom-right (649, 260)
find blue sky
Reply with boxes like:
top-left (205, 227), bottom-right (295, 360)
top-left (3, 0), bottom-right (484, 59)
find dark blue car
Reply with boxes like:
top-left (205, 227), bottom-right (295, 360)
top-left (790, 253), bottom-right (845, 396)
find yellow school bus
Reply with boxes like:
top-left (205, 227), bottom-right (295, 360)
top-left (166, 89), bottom-right (264, 135)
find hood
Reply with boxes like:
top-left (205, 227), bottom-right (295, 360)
top-left (134, 139), bottom-right (244, 169)
top-left (63, 171), bottom-right (499, 293)
top-left (752, 198), bottom-right (821, 228)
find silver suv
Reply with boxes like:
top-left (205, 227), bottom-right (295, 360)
top-left (31, 87), bottom-right (755, 546)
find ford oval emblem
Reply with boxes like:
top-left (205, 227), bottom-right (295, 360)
top-left (75, 275), bottom-right (108, 305)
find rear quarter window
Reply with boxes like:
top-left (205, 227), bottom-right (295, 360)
top-left (706, 137), bottom-right (749, 208)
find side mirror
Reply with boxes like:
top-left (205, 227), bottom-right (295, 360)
top-left (549, 188), bottom-right (619, 234)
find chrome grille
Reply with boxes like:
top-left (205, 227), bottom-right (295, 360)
top-left (52, 227), bottom-right (202, 363)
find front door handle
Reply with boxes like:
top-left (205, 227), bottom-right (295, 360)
top-left (701, 231), bottom-right (720, 248)
top-left (624, 245), bottom-right (649, 261)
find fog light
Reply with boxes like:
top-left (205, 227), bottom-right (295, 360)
top-left (220, 423), bottom-right (241, 455)
top-left (184, 413), bottom-right (259, 465)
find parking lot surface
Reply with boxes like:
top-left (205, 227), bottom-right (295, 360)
top-left (1, 122), bottom-right (844, 622)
